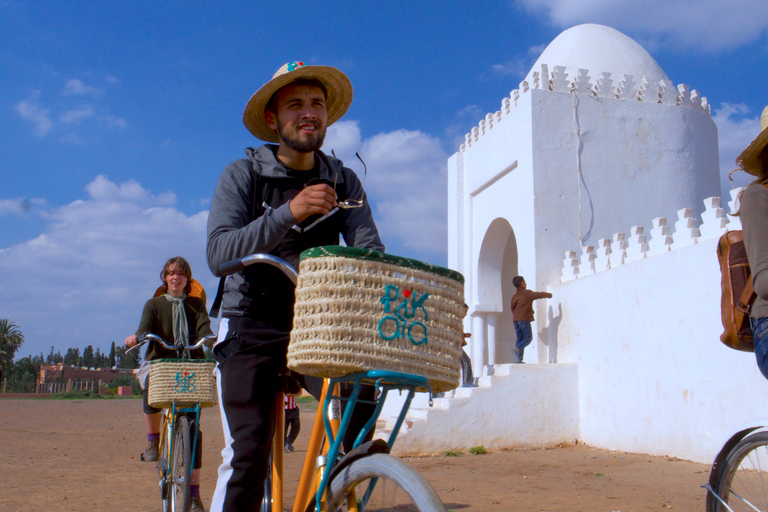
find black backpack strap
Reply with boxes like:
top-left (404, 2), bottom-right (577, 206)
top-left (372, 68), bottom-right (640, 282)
top-left (209, 151), bottom-right (268, 318)
top-left (209, 277), bottom-right (227, 317)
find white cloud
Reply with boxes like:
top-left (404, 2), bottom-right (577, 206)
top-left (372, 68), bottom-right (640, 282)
top-left (59, 107), bottom-right (95, 124)
top-left (712, 102), bottom-right (762, 193)
top-left (445, 104), bottom-right (485, 150)
top-left (63, 78), bottom-right (102, 97)
top-left (102, 115), bottom-right (127, 129)
top-left (489, 44), bottom-right (545, 80)
top-left (85, 174), bottom-right (177, 204)
top-left (324, 122), bottom-right (449, 264)
top-left (515, 0), bottom-right (768, 51)
top-left (16, 79), bottom-right (125, 140)
top-left (0, 198), bottom-right (32, 215)
top-left (16, 92), bottom-right (53, 137)
top-left (0, 176), bottom-right (212, 360)
top-left (490, 59), bottom-right (529, 78)
top-left (324, 120), bottom-right (363, 157)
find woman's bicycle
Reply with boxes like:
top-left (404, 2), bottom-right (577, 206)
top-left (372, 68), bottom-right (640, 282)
top-left (128, 332), bottom-right (217, 512)
top-left (218, 253), bottom-right (451, 512)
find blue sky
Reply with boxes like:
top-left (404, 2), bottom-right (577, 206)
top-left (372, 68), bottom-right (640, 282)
top-left (2, 0), bottom-right (767, 360)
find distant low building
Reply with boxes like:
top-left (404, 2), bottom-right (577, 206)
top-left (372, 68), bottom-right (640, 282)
top-left (38, 364), bottom-right (131, 385)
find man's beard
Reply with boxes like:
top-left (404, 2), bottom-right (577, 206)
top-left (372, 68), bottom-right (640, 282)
top-left (277, 118), bottom-right (326, 153)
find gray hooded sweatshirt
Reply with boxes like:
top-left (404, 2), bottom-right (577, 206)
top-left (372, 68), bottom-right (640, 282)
top-left (207, 145), bottom-right (384, 325)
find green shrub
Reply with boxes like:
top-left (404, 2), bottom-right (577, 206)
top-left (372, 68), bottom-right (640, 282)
top-left (50, 390), bottom-right (101, 400)
top-left (469, 445), bottom-right (487, 455)
top-left (109, 374), bottom-right (141, 395)
top-left (444, 450), bottom-right (462, 457)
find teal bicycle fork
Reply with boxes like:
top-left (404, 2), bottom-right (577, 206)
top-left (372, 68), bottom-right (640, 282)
top-left (314, 370), bottom-right (433, 511)
top-left (165, 403), bottom-right (201, 493)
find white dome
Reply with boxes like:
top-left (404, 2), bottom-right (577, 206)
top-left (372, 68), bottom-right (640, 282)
top-left (525, 24), bottom-right (668, 85)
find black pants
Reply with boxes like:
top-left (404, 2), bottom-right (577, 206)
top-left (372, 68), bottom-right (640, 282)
top-left (211, 316), bottom-right (376, 512)
top-left (284, 407), bottom-right (301, 445)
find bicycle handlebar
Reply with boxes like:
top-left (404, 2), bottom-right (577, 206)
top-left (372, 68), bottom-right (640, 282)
top-left (126, 333), bottom-right (217, 354)
top-left (217, 253), bottom-right (298, 286)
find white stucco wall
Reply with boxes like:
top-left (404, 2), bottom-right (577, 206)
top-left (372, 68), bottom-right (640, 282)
top-left (529, 88), bottom-right (720, 289)
top-left (546, 236), bottom-right (768, 463)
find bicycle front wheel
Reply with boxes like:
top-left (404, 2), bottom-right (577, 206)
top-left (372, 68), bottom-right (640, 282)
top-left (712, 431), bottom-right (768, 512)
top-left (327, 453), bottom-right (446, 512)
top-left (166, 415), bottom-right (192, 512)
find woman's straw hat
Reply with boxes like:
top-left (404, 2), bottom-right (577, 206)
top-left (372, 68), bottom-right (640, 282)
top-left (242, 61), bottom-right (353, 143)
top-left (736, 105), bottom-right (768, 176)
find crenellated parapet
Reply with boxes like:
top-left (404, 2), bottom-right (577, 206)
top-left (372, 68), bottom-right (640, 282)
top-left (461, 64), bottom-right (711, 152)
top-left (559, 189), bottom-right (744, 282)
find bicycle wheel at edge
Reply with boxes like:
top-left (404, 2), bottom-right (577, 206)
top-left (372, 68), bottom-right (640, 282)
top-left (166, 415), bottom-right (192, 512)
top-left (327, 453), bottom-right (446, 512)
top-left (712, 431), bottom-right (768, 512)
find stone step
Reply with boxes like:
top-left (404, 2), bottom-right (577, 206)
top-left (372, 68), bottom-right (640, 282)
top-left (376, 371), bottom-right (500, 438)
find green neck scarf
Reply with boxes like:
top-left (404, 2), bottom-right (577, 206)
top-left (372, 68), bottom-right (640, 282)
top-left (164, 294), bottom-right (189, 347)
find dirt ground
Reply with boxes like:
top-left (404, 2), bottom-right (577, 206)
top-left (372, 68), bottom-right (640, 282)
top-left (0, 397), bottom-right (710, 511)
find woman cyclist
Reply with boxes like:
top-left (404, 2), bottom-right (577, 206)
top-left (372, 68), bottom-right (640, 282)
top-left (125, 256), bottom-right (213, 512)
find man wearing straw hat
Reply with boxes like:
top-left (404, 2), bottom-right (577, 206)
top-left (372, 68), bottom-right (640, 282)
top-left (206, 61), bottom-right (384, 512)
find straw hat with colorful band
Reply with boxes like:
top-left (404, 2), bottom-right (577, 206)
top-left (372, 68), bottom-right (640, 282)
top-left (737, 105), bottom-right (768, 176)
top-left (242, 61), bottom-right (353, 143)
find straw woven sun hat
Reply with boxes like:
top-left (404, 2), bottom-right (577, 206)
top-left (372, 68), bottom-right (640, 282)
top-left (242, 61), bottom-right (353, 143)
top-left (736, 105), bottom-right (768, 176)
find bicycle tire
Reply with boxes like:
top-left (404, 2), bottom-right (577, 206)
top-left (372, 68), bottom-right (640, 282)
top-left (327, 453), bottom-right (446, 512)
top-left (167, 416), bottom-right (192, 512)
top-left (160, 416), bottom-right (172, 511)
top-left (711, 431), bottom-right (768, 512)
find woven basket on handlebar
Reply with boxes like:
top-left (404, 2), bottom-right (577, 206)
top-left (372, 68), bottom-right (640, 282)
top-left (288, 246), bottom-right (465, 393)
top-left (147, 359), bottom-right (218, 409)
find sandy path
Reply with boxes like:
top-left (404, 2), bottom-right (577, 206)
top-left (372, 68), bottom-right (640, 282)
top-left (0, 398), bottom-right (709, 511)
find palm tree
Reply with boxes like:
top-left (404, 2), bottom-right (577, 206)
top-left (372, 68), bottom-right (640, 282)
top-left (0, 319), bottom-right (25, 369)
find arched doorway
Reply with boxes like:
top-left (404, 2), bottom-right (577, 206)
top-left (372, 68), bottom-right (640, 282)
top-left (474, 218), bottom-right (518, 368)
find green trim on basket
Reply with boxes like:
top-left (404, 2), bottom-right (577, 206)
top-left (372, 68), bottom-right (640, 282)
top-left (299, 246), bottom-right (464, 284)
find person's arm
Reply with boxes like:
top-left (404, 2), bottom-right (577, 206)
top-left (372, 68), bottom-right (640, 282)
top-left (529, 290), bottom-right (553, 300)
top-left (126, 300), bottom-right (155, 348)
top-left (742, 184), bottom-right (768, 299)
top-left (206, 159), bottom-right (298, 277)
top-left (338, 166), bottom-right (385, 251)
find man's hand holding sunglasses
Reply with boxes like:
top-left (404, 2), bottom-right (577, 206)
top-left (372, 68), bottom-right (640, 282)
top-left (289, 183), bottom-right (338, 222)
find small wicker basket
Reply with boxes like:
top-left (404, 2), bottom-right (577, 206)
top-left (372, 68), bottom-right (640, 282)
top-left (147, 359), bottom-right (218, 409)
top-left (288, 246), bottom-right (465, 393)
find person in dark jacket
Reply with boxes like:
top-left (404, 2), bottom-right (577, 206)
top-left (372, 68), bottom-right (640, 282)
top-left (206, 62), bottom-right (384, 512)
top-left (510, 276), bottom-right (552, 363)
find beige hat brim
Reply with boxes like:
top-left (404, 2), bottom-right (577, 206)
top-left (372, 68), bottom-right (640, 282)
top-left (737, 129), bottom-right (768, 176)
top-left (243, 65), bottom-right (353, 143)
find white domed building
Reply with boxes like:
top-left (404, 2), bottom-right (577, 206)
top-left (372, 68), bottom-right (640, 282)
top-left (448, 23), bottom-right (720, 369)
top-left (382, 24), bottom-right (766, 463)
